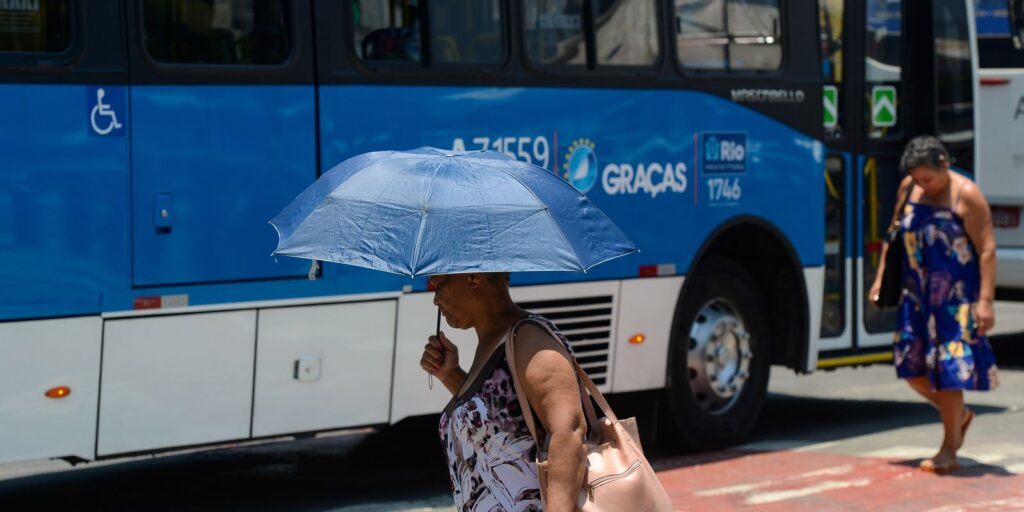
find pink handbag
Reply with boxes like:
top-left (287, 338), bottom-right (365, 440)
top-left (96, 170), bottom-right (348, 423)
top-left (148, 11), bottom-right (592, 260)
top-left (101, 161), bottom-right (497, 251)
top-left (505, 319), bottom-right (675, 511)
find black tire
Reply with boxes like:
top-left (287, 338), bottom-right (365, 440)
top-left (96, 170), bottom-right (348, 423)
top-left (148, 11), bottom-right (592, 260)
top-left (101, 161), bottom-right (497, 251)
top-left (659, 257), bottom-right (770, 451)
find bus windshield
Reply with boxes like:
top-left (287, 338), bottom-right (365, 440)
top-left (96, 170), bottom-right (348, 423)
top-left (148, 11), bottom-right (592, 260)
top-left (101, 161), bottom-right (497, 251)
top-left (977, 0), bottom-right (1024, 67)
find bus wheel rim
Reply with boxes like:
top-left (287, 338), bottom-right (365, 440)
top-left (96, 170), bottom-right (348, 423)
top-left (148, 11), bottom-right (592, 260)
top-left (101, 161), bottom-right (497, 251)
top-left (686, 298), bottom-right (752, 415)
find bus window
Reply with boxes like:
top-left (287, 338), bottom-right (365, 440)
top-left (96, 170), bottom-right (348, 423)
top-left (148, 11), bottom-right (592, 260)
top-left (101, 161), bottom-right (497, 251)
top-left (429, 0), bottom-right (505, 65)
top-left (1015, 0), bottom-right (1024, 44)
top-left (354, 0), bottom-right (422, 63)
top-left (593, 0), bottom-right (660, 66)
top-left (976, 0), bottom-right (1012, 38)
top-left (934, 0), bottom-right (974, 169)
top-left (0, 0), bottom-right (70, 53)
top-left (675, 0), bottom-right (782, 72)
top-left (864, 0), bottom-right (901, 138)
top-left (524, 0), bottom-right (587, 66)
top-left (820, 0), bottom-right (843, 138)
top-left (142, 0), bottom-right (291, 65)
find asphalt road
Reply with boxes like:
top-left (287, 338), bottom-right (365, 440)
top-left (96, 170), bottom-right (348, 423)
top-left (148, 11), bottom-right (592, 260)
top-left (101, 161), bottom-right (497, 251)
top-left (1, 324), bottom-right (1022, 511)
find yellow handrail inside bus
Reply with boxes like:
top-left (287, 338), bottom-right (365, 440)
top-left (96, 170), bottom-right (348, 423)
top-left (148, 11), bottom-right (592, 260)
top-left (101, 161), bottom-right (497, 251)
top-left (825, 169), bottom-right (841, 200)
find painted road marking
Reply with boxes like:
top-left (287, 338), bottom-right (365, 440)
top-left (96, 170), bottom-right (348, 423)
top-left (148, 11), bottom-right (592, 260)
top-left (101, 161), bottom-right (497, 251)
top-left (922, 497), bottom-right (1024, 512)
top-left (658, 448), bottom-right (1024, 510)
top-left (696, 464), bottom-right (855, 498)
top-left (745, 478), bottom-right (872, 505)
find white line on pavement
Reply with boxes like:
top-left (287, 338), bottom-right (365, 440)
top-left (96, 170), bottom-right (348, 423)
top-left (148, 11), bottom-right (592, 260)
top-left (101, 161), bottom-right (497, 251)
top-left (744, 478), bottom-right (872, 505)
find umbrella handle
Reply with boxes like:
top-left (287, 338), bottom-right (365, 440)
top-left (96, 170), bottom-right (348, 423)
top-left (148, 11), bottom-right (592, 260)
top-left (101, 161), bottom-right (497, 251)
top-left (428, 308), bottom-right (442, 390)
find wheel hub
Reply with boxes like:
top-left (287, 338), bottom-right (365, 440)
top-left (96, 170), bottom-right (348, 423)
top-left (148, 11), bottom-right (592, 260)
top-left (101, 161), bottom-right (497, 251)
top-left (687, 299), bottom-right (752, 414)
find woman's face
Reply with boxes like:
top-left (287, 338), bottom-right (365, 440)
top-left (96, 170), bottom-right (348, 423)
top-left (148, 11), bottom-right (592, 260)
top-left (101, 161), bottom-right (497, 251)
top-left (908, 163), bottom-right (950, 198)
top-left (429, 274), bottom-right (481, 329)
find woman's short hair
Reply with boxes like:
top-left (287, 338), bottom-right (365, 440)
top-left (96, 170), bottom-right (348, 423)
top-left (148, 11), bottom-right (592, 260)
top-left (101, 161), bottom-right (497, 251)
top-left (900, 135), bottom-right (949, 173)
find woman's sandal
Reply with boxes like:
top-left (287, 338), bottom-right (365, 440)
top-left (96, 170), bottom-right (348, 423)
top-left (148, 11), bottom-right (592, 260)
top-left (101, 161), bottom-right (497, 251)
top-left (919, 458), bottom-right (961, 474)
top-left (957, 407), bottom-right (975, 451)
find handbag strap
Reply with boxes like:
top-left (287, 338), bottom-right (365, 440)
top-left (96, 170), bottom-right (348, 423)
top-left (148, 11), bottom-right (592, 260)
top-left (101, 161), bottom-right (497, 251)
top-left (504, 317), bottom-right (613, 446)
top-left (892, 182), bottom-right (914, 231)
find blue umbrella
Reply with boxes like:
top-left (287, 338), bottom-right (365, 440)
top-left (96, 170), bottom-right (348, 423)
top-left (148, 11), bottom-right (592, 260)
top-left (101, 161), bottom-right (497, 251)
top-left (271, 147), bottom-right (638, 388)
top-left (270, 147), bottom-right (637, 276)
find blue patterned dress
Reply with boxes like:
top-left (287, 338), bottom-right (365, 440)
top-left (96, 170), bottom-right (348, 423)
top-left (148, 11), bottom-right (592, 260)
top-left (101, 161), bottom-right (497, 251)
top-left (894, 197), bottom-right (998, 391)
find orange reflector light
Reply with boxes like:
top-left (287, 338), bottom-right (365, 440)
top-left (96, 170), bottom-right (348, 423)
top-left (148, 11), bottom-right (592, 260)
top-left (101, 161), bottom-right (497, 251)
top-left (629, 334), bottom-right (646, 345)
top-left (45, 386), bottom-right (71, 399)
top-left (133, 296), bottom-right (161, 309)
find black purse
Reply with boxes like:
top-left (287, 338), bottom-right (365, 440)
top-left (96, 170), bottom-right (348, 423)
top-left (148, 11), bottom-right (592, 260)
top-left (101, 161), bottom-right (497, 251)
top-left (875, 186), bottom-right (913, 309)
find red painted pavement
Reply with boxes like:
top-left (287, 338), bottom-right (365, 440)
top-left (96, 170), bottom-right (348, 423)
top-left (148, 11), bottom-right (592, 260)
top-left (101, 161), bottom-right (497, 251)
top-left (656, 450), bottom-right (1024, 511)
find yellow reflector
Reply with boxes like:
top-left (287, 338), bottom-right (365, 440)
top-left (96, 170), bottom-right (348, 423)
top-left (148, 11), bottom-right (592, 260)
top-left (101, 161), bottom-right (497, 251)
top-left (45, 386), bottom-right (71, 399)
top-left (629, 334), bottom-right (646, 345)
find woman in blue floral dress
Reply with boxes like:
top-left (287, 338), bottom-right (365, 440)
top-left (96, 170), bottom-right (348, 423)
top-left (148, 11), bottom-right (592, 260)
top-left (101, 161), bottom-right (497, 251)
top-left (870, 136), bottom-right (998, 473)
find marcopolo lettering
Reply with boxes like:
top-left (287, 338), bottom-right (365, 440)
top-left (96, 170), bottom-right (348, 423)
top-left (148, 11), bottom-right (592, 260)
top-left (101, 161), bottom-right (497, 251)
top-left (730, 89), bottom-right (806, 104)
top-left (703, 133), bottom-right (747, 174)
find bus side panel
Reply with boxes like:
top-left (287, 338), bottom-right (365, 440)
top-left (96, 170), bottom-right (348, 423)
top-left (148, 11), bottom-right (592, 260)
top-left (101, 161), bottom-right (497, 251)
top-left (391, 281), bottom-right (621, 423)
top-left (318, 86), bottom-right (824, 288)
top-left (977, 69), bottom-right (1024, 287)
top-left (129, 85), bottom-right (314, 287)
top-left (252, 301), bottom-right (396, 437)
top-left (392, 292), bottom-right (458, 421)
top-left (612, 277), bottom-right (684, 392)
top-left (0, 84), bottom-right (130, 321)
top-left (97, 311), bottom-right (256, 456)
top-left (804, 267), bottom-right (825, 371)
top-left (0, 317), bottom-right (101, 464)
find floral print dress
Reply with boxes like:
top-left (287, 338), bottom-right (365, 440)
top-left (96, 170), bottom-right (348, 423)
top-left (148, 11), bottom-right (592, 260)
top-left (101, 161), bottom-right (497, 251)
top-left (894, 197), bottom-right (998, 391)
top-left (438, 315), bottom-right (574, 511)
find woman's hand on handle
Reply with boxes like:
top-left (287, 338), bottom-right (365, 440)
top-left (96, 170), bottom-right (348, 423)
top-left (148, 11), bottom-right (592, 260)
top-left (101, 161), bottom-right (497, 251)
top-left (421, 332), bottom-right (465, 395)
top-left (869, 279), bottom-right (882, 309)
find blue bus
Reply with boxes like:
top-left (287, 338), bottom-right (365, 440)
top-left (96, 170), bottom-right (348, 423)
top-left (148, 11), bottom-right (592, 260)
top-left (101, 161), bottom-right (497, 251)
top-left (0, 0), bottom-right (980, 466)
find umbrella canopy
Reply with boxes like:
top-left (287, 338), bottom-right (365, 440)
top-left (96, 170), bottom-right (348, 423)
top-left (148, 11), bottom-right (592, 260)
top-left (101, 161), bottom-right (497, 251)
top-left (270, 147), bottom-right (637, 276)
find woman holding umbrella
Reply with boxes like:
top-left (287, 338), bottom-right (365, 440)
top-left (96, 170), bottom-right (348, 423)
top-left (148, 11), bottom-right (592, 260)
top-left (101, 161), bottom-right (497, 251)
top-left (272, 148), bottom-right (671, 510)
top-left (421, 272), bottom-right (587, 510)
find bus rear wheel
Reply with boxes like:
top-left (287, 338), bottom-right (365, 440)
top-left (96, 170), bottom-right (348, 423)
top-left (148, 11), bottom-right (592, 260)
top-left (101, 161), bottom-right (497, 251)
top-left (661, 258), bottom-right (770, 451)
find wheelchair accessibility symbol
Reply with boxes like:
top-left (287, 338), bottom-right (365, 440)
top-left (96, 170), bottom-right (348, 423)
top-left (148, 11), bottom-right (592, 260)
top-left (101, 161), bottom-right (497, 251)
top-left (87, 86), bottom-right (125, 137)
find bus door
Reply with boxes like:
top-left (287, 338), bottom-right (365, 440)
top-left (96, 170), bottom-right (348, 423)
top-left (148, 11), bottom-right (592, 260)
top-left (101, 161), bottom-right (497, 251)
top-left (819, 0), bottom-right (979, 355)
top-left (857, 0), bottom-right (907, 348)
top-left (125, 1), bottom-right (316, 287)
top-left (0, 1), bottom-right (130, 464)
top-left (858, 0), bottom-right (977, 348)
top-left (0, 2), bottom-right (130, 322)
top-left (819, 0), bottom-right (902, 352)
top-left (818, 0), bottom-right (855, 351)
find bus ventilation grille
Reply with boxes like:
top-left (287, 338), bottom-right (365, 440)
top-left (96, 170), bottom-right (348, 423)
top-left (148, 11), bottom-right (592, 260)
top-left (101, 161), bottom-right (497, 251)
top-left (517, 295), bottom-right (614, 387)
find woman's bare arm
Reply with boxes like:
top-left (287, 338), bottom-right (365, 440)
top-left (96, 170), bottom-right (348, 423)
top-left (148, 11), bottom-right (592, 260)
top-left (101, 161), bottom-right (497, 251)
top-left (960, 181), bottom-right (997, 334)
top-left (512, 323), bottom-right (587, 512)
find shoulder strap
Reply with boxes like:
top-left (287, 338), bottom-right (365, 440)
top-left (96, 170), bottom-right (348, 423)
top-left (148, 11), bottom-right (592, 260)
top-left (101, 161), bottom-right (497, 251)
top-left (899, 181), bottom-right (914, 211)
top-left (891, 181), bottom-right (914, 231)
top-left (505, 317), bottom-right (607, 446)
